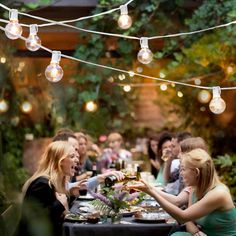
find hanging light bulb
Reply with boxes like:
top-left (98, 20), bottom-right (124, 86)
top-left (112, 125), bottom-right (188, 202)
top-left (0, 99), bottom-right (9, 113)
top-left (118, 5), bottom-right (132, 29)
top-left (85, 101), bottom-right (97, 112)
top-left (137, 37), bottom-right (153, 64)
top-left (5, 9), bottom-right (22, 40)
top-left (25, 24), bottom-right (41, 51)
top-left (21, 101), bottom-right (32, 113)
top-left (45, 51), bottom-right (63, 82)
top-left (209, 87), bottom-right (226, 114)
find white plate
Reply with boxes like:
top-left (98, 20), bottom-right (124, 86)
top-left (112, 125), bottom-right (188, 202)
top-left (77, 193), bottom-right (95, 200)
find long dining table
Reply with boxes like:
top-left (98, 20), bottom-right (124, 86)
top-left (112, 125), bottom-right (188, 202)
top-left (62, 199), bottom-right (177, 236)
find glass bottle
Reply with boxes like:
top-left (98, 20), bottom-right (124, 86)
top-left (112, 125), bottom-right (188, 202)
top-left (105, 174), bottom-right (137, 187)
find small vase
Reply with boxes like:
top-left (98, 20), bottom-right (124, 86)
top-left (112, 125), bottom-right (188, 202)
top-left (111, 212), bottom-right (122, 224)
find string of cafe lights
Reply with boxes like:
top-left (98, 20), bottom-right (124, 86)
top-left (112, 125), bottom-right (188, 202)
top-left (0, 2), bottom-right (235, 115)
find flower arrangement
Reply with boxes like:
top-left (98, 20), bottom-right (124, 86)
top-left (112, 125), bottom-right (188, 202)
top-left (89, 183), bottom-right (144, 216)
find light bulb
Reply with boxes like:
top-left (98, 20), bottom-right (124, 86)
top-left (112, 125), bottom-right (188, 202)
top-left (209, 87), bottom-right (226, 114)
top-left (123, 85), bottom-right (131, 92)
top-left (160, 84), bottom-right (167, 91)
top-left (137, 37), bottom-right (153, 64)
top-left (5, 9), bottom-right (22, 40)
top-left (198, 90), bottom-right (211, 104)
top-left (0, 99), bottom-right (9, 113)
top-left (85, 101), bottom-right (97, 112)
top-left (25, 24), bottom-right (41, 51)
top-left (21, 101), bottom-right (32, 113)
top-left (118, 5), bottom-right (132, 29)
top-left (45, 51), bottom-right (63, 82)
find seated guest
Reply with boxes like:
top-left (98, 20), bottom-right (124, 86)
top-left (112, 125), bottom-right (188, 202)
top-left (129, 149), bottom-right (236, 236)
top-left (147, 134), bottom-right (160, 178)
top-left (155, 131), bottom-right (173, 186)
top-left (15, 141), bottom-right (78, 236)
top-left (53, 129), bottom-right (125, 194)
top-left (100, 132), bottom-right (132, 173)
top-left (163, 131), bottom-right (192, 195)
top-left (150, 137), bottom-right (210, 207)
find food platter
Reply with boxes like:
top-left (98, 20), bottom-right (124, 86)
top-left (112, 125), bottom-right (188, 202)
top-left (120, 207), bottom-right (143, 217)
top-left (133, 212), bottom-right (167, 223)
top-left (64, 213), bottom-right (87, 223)
top-left (77, 193), bottom-right (95, 200)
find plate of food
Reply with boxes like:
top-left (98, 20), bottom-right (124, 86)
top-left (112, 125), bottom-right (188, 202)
top-left (77, 193), bottom-right (95, 200)
top-left (120, 206), bottom-right (143, 217)
top-left (133, 212), bottom-right (167, 223)
top-left (64, 213), bottom-right (87, 222)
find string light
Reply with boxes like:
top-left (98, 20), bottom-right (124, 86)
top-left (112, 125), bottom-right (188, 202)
top-left (198, 90), bottom-right (211, 104)
top-left (21, 101), bottom-right (32, 113)
top-left (123, 85), bottom-right (131, 92)
top-left (85, 101), bottom-right (97, 112)
top-left (128, 71), bottom-right (135, 77)
top-left (118, 4), bottom-right (132, 29)
top-left (160, 84), bottom-right (168, 91)
top-left (137, 37), bottom-right (153, 64)
top-left (0, 99), bottom-right (9, 113)
top-left (177, 91), bottom-right (183, 97)
top-left (5, 9), bottom-right (22, 40)
top-left (0, 57), bottom-right (6, 63)
top-left (25, 24), bottom-right (41, 51)
top-left (0, 2), bottom-right (236, 43)
top-left (0, 24), bottom-right (235, 94)
top-left (45, 51), bottom-right (63, 82)
top-left (159, 72), bottom-right (166, 78)
top-left (0, 5), bottom-right (235, 116)
top-left (209, 86), bottom-right (226, 114)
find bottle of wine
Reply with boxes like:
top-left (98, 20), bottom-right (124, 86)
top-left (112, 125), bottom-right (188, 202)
top-left (105, 174), bottom-right (137, 187)
top-left (91, 163), bottom-right (97, 177)
top-left (136, 166), bottom-right (141, 180)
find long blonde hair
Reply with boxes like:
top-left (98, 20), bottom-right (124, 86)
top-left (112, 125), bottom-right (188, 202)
top-left (182, 148), bottom-right (220, 200)
top-left (22, 141), bottom-right (71, 196)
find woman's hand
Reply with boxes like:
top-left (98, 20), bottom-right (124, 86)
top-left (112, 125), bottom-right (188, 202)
top-left (69, 179), bottom-right (88, 196)
top-left (127, 179), bottom-right (154, 195)
top-left (55, 192), bottom-right (69, 211)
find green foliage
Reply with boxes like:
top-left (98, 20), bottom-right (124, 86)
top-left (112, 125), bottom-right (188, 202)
top-left (214, 154), bottom-right (236, 199)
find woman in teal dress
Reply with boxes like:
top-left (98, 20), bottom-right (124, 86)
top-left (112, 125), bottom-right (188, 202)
top-left (155, 132), bottom-right (173, 186)
top-left (129, 148), bottom-right (236, 236)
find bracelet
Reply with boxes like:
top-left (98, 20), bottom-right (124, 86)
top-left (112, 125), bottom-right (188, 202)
top-left (193, 231), bottom-right (199, 236)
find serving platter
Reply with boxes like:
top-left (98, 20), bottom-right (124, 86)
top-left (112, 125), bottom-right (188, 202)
top-left (77, 193), bottom-right (95, 200)
top-left (64, 213), bottom-right (87, 223)
top-left (133, 212), bottom-right (167, 223)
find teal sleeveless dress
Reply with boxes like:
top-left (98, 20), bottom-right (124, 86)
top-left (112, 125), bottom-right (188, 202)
top-left (171, 185), bottom-right (236, 236)
top-left (155, 165), bottom-right (165, 186)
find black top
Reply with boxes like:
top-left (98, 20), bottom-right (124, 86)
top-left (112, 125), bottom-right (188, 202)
top-left (15, 177), bottom-right (65, 236)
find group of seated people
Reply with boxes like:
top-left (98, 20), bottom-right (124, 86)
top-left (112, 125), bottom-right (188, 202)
top-left (14, 128), bottom-right (236, 236)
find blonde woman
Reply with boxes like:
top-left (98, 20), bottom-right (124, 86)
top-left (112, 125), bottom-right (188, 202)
top-left (15, 141), bottom-right (78, 236)
top-left (129, 149), bottom-right (236, 236)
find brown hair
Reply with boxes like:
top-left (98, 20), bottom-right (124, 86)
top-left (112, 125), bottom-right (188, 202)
top-left (53, 128), bottom-right (76, 142)
top-left (75, 132), bottom-right (88, 143)
top-left (182, 148), bottom-right (220, 200)
top-left (180, 137), bottom-right (209, 154)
